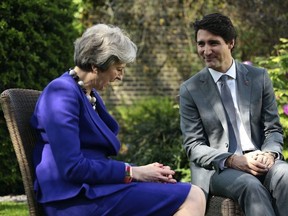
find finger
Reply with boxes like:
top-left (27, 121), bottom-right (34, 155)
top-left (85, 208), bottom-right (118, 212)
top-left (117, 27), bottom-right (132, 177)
top-left (166, 178), bottom-right (177, 183)
top-left (153, 162), bottom-right (163, 167)
top-left (159, 175), bottom-right (177, 183)
top-left (249, 169), bottom-right (267, 176)
top-left (248, 160), bottom-right (268, 173)
top-left (162, 166), bottom-right (171, 170)
top-left (262, 156), bottom-right (268, 164)
top-left (160, 169), bottom-right (175, 176)
top-left (266, 159), bottom-right (275, 169)
top-left (256, 155), bottom-right (264, 163)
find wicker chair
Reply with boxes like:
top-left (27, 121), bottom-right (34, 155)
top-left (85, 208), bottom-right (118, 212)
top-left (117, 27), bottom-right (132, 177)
top-left (0, 88), bottom-right (44, 216)
top-left (206, 195), bottom-right (244, 215)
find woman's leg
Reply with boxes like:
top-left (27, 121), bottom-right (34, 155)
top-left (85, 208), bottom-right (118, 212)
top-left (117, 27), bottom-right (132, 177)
top-left (174, 185), bottom-right (206, 216)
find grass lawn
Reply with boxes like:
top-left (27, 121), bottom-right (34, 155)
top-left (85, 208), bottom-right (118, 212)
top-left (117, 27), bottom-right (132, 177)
top-left (0, 202), bottom-right (28, 216)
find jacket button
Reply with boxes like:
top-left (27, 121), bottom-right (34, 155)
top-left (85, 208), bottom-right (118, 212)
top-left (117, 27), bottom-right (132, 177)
top-left (225, 143), bottom-right (229, 148)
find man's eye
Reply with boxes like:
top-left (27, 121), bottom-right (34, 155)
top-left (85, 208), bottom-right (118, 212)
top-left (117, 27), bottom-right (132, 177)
top-left (210, 41), bottom-right (219, 46)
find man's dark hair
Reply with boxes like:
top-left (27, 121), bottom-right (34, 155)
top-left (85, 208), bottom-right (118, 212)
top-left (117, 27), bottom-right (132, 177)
top-left (193, 13), bottom-right (237, 46)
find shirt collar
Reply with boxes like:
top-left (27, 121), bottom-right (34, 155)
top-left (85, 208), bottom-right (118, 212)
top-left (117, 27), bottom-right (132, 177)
top-left (209, 59), bottom-right (236, 83)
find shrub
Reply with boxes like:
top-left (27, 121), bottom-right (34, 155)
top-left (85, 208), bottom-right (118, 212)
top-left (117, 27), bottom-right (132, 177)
top-left (0, 0), bottom-right (78, 195)
top-left (115, 97), bottom-right (190, 182)
top-left (256, 38), bottom-right (288, 149)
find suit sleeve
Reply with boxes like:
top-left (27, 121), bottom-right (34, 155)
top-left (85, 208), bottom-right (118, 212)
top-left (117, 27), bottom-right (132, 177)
top-left (35, 79), bottom-right (126, 184)
top-left (259, 69), bottom-right (283, 155)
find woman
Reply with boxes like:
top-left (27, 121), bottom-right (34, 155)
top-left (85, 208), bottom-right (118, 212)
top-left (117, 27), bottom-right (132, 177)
top-left (31, 24), bottom-right (205, 216)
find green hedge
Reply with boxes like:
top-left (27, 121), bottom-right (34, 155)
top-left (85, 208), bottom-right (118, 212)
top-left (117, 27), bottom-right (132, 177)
top-left (0, 0), bottom-right (78, 195)
top-left (115, 97), bottom-right (191, 182)
top-left (256, 38), bottom-right (288, 149)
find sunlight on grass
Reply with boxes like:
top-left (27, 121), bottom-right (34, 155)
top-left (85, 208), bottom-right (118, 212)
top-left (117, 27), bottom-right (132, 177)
top-left (0, 202), bottom-right (28, 216)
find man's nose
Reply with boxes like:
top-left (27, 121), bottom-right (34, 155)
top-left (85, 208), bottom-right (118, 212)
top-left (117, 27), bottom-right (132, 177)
top-left (203, 45), bottom-right (212, 55)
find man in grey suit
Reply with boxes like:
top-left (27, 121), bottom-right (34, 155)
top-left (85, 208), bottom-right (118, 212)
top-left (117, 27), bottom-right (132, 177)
top-left (179, 13), bottom-right (288, 216)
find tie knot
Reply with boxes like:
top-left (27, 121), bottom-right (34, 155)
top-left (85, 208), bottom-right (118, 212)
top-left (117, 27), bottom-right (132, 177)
top-left (220, 75), bottom-right (229, 84)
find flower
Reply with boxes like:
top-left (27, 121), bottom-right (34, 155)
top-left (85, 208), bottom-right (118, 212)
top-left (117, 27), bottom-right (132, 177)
top-left (243, 61), bottom-right (253, 66)
top-left (283, 104), bottom-right (288, 116)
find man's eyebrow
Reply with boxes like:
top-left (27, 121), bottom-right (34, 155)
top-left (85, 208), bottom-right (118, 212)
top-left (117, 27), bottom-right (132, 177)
top-left (209, 39), bottom-right (220, 43)
top-left (197, 40), bottom-right (205, 44)
top-left (197, 39), bottom-right (220, 44)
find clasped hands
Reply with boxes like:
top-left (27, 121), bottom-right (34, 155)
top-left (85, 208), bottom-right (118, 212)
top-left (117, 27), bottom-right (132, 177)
top-left (226, 150), bottom-right (276, 176)
top-left (132, 162), bottom-right (177, 183)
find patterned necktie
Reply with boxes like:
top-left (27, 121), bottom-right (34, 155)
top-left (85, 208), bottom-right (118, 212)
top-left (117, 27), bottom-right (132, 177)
top-left (219, 75), bottom-right (241, 153)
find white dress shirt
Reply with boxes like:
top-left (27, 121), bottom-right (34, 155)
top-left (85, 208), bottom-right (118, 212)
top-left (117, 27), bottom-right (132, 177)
top-left (208, 60), bottom-right (255, 153)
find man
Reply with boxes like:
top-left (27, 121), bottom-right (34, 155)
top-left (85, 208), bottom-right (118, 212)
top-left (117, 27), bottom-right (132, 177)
top-left (179, 13), bottom-right (288, 216)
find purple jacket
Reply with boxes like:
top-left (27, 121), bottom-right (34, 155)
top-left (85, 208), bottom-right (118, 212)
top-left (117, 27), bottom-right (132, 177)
top-left (31, 72), bottom-right (133, 203)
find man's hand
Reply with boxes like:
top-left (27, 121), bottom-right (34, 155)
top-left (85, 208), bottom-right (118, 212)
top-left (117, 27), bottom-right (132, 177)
top-left (251, 151), bottom-right (276, 169)
top-left (225, 153), bottom-right (269, 176)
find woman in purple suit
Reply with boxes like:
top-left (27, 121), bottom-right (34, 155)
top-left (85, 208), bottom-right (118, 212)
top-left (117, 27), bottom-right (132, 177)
top-left (31, 24), bottom-right (206, 216)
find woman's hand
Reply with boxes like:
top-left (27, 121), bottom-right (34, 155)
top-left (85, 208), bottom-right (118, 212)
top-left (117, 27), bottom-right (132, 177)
top-left (132, 162), bottom-right (177, 183)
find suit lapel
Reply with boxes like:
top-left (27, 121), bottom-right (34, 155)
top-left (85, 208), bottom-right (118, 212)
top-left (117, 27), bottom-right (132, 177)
top-left (199, 68), bottom-right (229, 133)
top-left (67, 74), bottom-right (121, 154)
top-left (85, 91), bottom-right (121, 154)
top-left (235, 62), bottom-right (252, 139)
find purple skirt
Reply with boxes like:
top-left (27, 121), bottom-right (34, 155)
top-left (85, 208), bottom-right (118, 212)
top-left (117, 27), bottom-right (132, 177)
top-left (43, 182), bottom-right (191, 216)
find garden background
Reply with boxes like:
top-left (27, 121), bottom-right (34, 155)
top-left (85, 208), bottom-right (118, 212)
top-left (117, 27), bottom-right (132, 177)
top-left (0, 0), bottom-right (287, 196)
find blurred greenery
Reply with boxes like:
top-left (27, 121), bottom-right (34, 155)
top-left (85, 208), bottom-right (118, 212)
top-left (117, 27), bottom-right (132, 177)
top-left (115, 97), bottom-right (190, 182)
top-left (0, 202), bottom-right (28, 216)
top-left (0, 0), bottom-right (79, 195)
top-left (255, 38), bottom-right (288, 147)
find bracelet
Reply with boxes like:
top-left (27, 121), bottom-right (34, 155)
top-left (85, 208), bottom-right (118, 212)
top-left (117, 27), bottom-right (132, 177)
top-left (124, 163), bottom-right (133, 183)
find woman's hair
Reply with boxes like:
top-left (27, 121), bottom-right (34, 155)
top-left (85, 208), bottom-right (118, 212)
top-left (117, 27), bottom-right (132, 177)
top-left (74, 24), bottom-right (137, 71)
top-left (193, 13), bottom-right (237, 50)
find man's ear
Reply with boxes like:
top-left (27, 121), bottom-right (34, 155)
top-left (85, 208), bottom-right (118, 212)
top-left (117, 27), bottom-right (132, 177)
top-left (228, 39), bottom-right (235, 50)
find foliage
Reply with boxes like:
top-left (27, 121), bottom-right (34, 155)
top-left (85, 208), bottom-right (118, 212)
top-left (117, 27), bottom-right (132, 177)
top-left (256, 38), bottom-right (288, 149)
top-left (79, 0), bottom-right (288, 79)
top-left (0, 202), bottom-right (28, 216)
top-left (226, 0), bottom-right (288, 61)
top-left (283, 150), bottom-right (288, 161)
top-left (0, 0), bottom-right (78, 195)
top-left (78, 0), bottom-right (228, 81)
top-left (115, 97), bottom-right (190, 182)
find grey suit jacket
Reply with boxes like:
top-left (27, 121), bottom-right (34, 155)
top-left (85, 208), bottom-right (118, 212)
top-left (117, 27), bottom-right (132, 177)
top-left (179, 61), bottom-right (283, 195)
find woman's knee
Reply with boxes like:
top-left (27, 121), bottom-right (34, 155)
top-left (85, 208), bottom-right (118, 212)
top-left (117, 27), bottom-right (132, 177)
top-left (188, 185), bottom-right (206, 206)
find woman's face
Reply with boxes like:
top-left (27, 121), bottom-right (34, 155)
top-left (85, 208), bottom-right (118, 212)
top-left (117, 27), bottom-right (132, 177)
top-left (93, 63), bottom-right (126, 91)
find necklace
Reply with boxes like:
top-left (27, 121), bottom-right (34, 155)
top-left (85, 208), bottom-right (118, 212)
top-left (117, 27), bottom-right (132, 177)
top-left (69, 69), bottom-right (97, 110)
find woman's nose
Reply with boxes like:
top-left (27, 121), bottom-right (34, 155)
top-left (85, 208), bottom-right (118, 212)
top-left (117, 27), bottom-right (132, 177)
top-left (117, 74), bottom-right (123, 81)
top-left (117, 70), bottom-right (124, 81)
